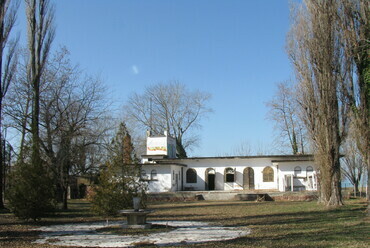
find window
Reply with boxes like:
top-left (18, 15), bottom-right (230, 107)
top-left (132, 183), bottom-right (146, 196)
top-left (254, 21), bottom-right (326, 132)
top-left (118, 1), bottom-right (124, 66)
top-left (186, 169), bottom-right (197, 183)
top-left (263, 166), bottom-right (274, 182)
top-left (151, 170), bottom-right (157, 180)
top-left (306, 166), bottom-right (313, 173)
top-left (141, 169), bottom-right (148, 180)
top-left (294, 166), bottom-right (302, 176)
top-left (225, 167), bottom-right (235, 183)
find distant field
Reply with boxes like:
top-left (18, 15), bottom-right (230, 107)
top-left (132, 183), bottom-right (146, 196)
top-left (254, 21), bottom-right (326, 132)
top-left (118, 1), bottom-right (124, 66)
top-left (0, 198), bottom-right (369, 248)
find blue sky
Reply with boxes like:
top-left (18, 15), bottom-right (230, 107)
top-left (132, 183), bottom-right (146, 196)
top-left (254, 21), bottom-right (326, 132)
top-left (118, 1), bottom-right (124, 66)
top-left (15, 1), bottom-right (294, 157)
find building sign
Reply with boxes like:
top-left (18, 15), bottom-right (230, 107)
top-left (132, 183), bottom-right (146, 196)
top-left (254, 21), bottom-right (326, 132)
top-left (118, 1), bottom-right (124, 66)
top-left (147, 137), bottom-right (168, 155)
top-left (147, 146), bottom-right (167, 152)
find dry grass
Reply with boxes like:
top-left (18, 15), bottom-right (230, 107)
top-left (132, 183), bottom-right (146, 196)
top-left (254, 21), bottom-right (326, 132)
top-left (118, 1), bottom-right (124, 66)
top-left (0, 198), bottom-right (369, 247)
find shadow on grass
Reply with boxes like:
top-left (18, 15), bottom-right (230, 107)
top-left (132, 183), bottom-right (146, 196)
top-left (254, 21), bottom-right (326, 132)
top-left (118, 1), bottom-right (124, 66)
top-left (0, 200), bottom-right (102, 227)
top-left (150, 201), bottom-right (274, 210)
top-left (192, 218), bottom-right (368, 248)
top-left (0, 230), bottom-right (41, 243)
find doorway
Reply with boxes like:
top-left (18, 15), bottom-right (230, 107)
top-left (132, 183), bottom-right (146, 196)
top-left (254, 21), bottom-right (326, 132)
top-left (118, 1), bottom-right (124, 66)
top-left (205, 168), bottom-right (216, 190)
top-left (243, 167), bottom-right (255, 190)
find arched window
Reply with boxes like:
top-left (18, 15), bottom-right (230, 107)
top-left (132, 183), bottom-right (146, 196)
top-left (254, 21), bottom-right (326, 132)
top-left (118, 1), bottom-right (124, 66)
top-left (151, 170), bottom-right (157, 180)
top-left (306, 166), bottom-right (313, 173)
top-left (225, 167), bottom-right (235, 183)
top-left (294, 166), bottom-right (302, 176)
top-left (186, 169), bottom-right (197, 183)
top-left (263, 166), bottom-right (274, 182)
top-left (141, 169), bottom-right (147, 180)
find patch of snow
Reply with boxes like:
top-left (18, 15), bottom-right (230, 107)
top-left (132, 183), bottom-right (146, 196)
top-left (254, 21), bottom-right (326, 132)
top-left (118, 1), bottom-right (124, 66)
top-left (34, 221), bottom-right (250, 247)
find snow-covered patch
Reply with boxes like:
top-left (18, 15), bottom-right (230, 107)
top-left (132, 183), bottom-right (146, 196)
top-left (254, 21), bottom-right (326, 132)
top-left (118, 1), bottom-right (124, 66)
top-left (34, 220), bottom-right (250, 247)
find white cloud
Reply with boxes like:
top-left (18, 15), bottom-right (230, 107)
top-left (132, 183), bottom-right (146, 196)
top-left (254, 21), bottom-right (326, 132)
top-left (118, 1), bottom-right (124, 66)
top-left (131, 65), bottom-right (139, 75)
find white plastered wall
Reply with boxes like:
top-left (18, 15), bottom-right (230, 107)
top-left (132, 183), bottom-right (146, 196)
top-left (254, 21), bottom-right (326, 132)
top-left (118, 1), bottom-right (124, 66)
top-left (277, 161), bottom-right (317, 191)
top-left (180, 157), bottom-right (282, 191)
top-left (141, 164), bottom-right (172, 192)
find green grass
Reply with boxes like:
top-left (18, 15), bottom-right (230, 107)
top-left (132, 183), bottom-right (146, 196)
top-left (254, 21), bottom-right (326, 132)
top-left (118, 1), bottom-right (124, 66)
top-left (0, 198), bottom-right (369, 247)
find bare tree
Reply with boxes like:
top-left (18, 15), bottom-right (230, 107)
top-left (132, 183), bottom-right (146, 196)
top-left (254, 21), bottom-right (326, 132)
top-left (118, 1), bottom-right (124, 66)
top-left (287, 0), bottom-right (350, 206)
top-left (0, 0), bottom-right (18, 209)
top-left (124, 81), bottom-right (212, 158)
top-left (341, 127), bottom-right (366, 195)
top-left (338, 0), bottom-right (369, 200)
top-left (229, 140), bottom-right (272, 156)
top-left (4, 48), bottom-right (32, 161)
top-left (7, 47), bottom-right (113, 209)
top-left (39, 51), bottom-right (111, 209)
top-left (266, 81), bottom-right (307, 155)
top-left (232, 140), bottom-right (253, 156)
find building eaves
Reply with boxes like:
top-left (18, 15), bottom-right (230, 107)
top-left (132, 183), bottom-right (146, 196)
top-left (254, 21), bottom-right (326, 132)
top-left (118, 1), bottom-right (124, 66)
top-left (158, 154), bottom-right (314, 162)
top-left (142, 161), bottom-right (187, 167)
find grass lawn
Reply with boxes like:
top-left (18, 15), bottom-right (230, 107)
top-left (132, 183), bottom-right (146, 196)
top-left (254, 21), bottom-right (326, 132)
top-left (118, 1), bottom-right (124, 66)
top-left (0, 198), bottom-right (369, 248)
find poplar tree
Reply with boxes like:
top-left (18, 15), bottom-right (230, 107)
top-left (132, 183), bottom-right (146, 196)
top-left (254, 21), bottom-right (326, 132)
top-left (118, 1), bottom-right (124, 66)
top-left (0, 0), bottom-right (19, 209)
top-left (338, 0), bottom-right (369, 201)
top-left (6, 0), bottom-right (55, 219)
top-left (287, 0), bottom-right (348, 206)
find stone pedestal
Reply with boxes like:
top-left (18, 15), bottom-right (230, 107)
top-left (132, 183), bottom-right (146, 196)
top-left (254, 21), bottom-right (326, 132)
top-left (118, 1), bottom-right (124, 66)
top-left (119, 209), bottom-right (154, 229)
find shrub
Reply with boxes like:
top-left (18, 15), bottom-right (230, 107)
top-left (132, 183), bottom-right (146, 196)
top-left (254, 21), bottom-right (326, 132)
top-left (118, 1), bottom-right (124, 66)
top-left (6, 161), bottom-right (55, 221)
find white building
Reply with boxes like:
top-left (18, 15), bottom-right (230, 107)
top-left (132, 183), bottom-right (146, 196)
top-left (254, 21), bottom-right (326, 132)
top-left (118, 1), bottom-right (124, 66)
top-left (141, 132), bottom-right (318, 193)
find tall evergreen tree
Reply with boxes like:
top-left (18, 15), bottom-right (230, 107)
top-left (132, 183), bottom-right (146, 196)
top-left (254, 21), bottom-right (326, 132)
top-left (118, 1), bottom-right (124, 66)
top-left (7, 159), bottom-right (55, 220)
top-left (91, 122), bottom-right (146, 217)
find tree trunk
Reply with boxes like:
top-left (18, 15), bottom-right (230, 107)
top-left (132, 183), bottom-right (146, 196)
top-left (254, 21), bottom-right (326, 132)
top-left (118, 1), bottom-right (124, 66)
top-left (176, 137), bottom-right (187, 158)
top-left (18, 96), bottom-right (30, 162)
top-left (366, 154), bottom-right (369, 203)
top-left (328, 168), bottom-right (343, 206)
top-left (59, 135), bottom-right (71, 210)
top-left (0, 2), bottom-right (5, 210)
top-left (367, 155), bottom-right (370, 215)
top-left (62, 185), bottom-right (68, 210)
top-left (0, 99), bottom-right (3, 208)
top-left (31, 77), bottom-right (42, 170)
top-left (291, 130), bottom-right (298, 155)
top-left (0, 128), bottom-right (3, 209)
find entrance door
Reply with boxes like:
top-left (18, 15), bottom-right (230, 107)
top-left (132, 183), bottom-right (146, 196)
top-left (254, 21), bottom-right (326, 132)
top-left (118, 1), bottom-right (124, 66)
top-left (205, 168), bottom-right (216, 190)
top-left (243, 167), bottom-right (255, 190)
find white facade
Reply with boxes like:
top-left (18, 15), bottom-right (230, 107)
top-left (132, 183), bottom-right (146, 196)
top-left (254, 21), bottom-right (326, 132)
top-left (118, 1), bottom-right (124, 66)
top-left (141, 133), bottom-right (318, 193)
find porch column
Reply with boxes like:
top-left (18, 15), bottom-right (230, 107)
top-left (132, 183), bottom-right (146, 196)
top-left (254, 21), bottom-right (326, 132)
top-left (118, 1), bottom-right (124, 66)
top-left (291, 175), bottom-right (294, 192)
top-left (272, 162), bottom-right (279, 190)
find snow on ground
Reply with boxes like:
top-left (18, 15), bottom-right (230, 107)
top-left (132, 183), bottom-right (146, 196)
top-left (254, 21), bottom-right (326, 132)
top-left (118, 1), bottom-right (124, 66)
top-left (34, 221), bottom-right (250, 247)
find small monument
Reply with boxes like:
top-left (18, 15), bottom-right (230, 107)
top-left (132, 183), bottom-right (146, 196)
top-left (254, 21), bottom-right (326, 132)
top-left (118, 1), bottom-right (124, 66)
top-left (119, 197), bottom-right (154, 229)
